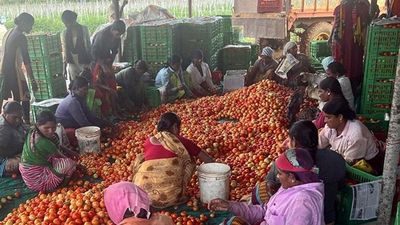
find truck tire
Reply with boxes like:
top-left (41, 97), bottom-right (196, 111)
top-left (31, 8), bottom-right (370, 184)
top-left (303, 22), bottom-right (332, 56)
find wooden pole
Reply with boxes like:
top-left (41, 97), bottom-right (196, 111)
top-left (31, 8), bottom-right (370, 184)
top-left (377, 49), bottom-right (400, 224)
top-left (189, 0), bottom-right (193, 18)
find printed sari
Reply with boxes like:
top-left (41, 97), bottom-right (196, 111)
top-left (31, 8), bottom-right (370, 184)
top-left (133, 131), bottom-right (195, 208)
top-left (19, 128), bottom-right (76, 192)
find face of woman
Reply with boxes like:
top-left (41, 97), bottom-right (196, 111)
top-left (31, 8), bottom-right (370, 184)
top-left (4, 112), bottom-right (23, 127)
top-left (277, 169), bottom-right (295, 189)
top-left (324, 113), bottom-right (342, 130)
top-left (38, 121), bottom-right (57, 139)
top-left (193, 57), bottom-right (202, 67)
top-left (318, 89), bottom-right (330, 102)
top-left (74, 86), bottom-right (88, 97)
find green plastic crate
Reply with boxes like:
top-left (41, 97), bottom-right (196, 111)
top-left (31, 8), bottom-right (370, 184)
top-left (27, 33), bottom-right (61, 58)
top-left (28, 76), bottom-right (67, 101)
top-left (218, 15), bottom-right (232, 32)
top-left (250, 44), bottom-right (260, 64)
top-left (145, 86), bottom-right (161, 108)
top-left (360, 79), bottom-right (394, 114)
top-left (218, 45), bottom-right (251, 73)
top-left (223, 32), bottom-right (233, 46)
top-left (123, 26), bottom-right (142, 63)
top-left (30, 54), bottom-right (63, 80)
top-left (31, 98), bottom-right (63, 123)
top-left (337, 164), bottom-right (382, 225)
top-left (364, 55), bottom-right (398, 80)
top-left (395, 202), bottom-right (400, 225)
top-left (309, 40), bottom-right (331, 59)
top-left (366, 25), bottom-right (400, 55)
top-left (358, 113), bottom-right (389, 133)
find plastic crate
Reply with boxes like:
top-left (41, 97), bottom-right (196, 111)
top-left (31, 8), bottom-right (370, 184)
top-left (362, 80), bottom-right (394, 104)
top-left (28, 77), bottom-right (67, 101)
top-left (145, 86), bottom-right (161, 108)
top-left (223, 32), bottom-right (233, 46)
top-left (366, 25), bottom-right (400, 55)
top-left (257, 0), bottom-right (283, 13)
top-left (250, 44), bottom-right (260, 64)
top-left (218, 45), bottom-right (251, 72)
top-left (180, 18), bottom-right (221, 39)
top-left (364, 55), bottom-right (398, 80)
top-left (122, 26), bottom-right (141, 63)
top-left (30, 54), bottom-right (63, 80)
top-left (31, 98), bottom-right (63, 123)
top-left (219, 15), bottom-right (232, 32)
top-left (360, 80), bottom-right (394, 114)
top-left (337, 164), bottom-right (382, 225)
top-left (223, 71), bottom-right (245, 92)
top-left (358, 113), bottom-right (389, 133)
top-left (309, 40), bottom-right (331, 59)
top-left (27, 33), bottom-right (61, 58)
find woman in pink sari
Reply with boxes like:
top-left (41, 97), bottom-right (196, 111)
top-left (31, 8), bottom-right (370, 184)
top-left (104, 182), bottom-right (174, 225)
top-left (19, 111), bottom-right (78, 192)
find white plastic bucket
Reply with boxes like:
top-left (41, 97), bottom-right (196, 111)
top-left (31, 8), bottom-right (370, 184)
top-left (75, 126), bottom-right (101, 154)
top-left (197, 163), bottom-right (231, 204)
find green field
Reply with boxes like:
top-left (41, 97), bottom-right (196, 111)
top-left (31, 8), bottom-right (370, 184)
top-left (3, 0), bottom-right (233, 35)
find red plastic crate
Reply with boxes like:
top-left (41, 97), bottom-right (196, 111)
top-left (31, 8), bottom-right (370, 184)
top-left (258, 0), bottom-right (283, 13)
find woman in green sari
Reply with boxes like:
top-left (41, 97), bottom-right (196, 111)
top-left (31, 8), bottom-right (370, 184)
top-left (19, 111), bottom-right (78, 192)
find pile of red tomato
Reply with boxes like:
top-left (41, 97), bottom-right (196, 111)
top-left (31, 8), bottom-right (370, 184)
top-left (1, 80), bottom-right (315, 225)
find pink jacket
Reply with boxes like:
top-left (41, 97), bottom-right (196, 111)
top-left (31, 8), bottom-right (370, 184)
top-left (229, 182), bottom-right (324, 225)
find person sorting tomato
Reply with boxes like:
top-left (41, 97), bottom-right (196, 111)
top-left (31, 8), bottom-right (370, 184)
top-left (104, 181), bottom-right (174, 225)
top-left (132, 112), bottom-right (214, 208)
top-left (0, 101), bottom-right (27, 177)
top-left (319, 97), bottom-right (382, 174)
top-left (19, 111), bottom-right (79, 192)
top-left (209, 148), bottom-right (324, 225)
top-left (251, 120), bottom-right (345, 225)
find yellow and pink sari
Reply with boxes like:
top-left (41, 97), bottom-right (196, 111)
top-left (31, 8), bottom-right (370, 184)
top-left (133, 131), bottom-right (195, 208)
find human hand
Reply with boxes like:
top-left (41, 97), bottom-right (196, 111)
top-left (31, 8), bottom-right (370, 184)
top-left (208, 198), bottom-right (230, 211)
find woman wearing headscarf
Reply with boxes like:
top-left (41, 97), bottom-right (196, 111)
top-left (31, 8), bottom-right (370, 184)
top-left (251, 120), bottom-right (345, 225)
top-left (0, 13), bottom-right (37, 123)
top-left (209, 148), bottom-right (324, 225)
top-left (275, 41), bottom-right (315, 89)
top-left (186, 49), bottom-right (218, 97)
top-left (104, 182), bottom-right (174, 225)
top-left (19, 111), bottom-right (78, 192)
top-left (61, 10), bottom-right (91, 82)
top-left (245, 46), bottom-right (278, 86)
top-left (133, 112), bottom-right (214, 208)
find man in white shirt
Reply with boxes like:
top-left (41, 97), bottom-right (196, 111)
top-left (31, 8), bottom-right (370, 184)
top-left (186, 50), bottom-right (218, 97)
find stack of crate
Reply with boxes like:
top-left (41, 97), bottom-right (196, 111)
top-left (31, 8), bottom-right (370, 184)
top-left (140, 19), bottom-right (179, 75)
top-left (309, 40), bottom-right (331, 72)
top-left (219, 15), bottom-right (233, 46)
top-left (360, 24), bottom-right (400, 127)
top-left (27, 34), bottom-right (67, 101)
top-left (122, 25), bottom-right (141, 63)
top-left (179, 17), bottom-right (223, 70)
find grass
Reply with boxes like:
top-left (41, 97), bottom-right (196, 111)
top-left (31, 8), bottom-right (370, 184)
top-left (3, 0), bottom-right (233, 35)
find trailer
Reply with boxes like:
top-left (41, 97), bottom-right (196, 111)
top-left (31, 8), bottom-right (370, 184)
top-left (232, 0), bottom-right (386, 52)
